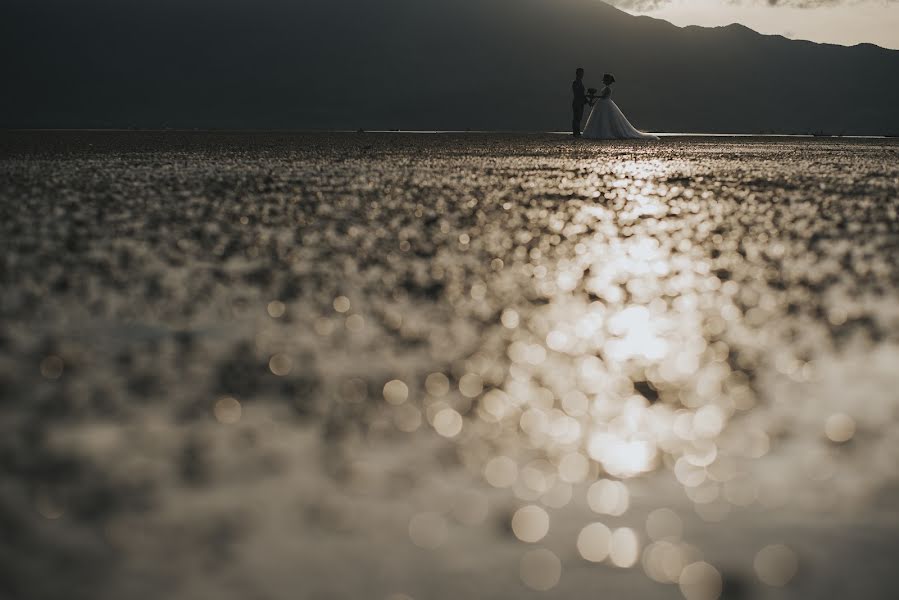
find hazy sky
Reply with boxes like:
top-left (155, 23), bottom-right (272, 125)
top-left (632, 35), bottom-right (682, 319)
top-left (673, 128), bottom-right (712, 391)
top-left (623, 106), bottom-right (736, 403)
top-left (614, 0), bottom-right (899, 49)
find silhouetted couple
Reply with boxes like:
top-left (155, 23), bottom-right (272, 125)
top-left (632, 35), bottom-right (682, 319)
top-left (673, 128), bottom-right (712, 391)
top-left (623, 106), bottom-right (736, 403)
top-left (571, 67), bottom-right (658, 140)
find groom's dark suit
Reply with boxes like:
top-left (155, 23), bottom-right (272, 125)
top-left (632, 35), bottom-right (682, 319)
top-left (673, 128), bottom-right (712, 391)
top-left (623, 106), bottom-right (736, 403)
top-left (572, 79), bottom-right (587, 136)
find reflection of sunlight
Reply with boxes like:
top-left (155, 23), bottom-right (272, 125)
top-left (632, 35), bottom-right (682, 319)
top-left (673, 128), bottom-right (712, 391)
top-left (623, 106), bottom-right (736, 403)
top-left (588, 432), bottom-right (657, 478)
top-left (606, 305), bottom-right (668, 362)
top-left (471, 184), bottom-right (748, 498)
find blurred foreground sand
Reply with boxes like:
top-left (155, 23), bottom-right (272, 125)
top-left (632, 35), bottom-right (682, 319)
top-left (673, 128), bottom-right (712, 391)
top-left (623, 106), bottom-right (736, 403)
top-left (2, 132), bottom-right (899, 599)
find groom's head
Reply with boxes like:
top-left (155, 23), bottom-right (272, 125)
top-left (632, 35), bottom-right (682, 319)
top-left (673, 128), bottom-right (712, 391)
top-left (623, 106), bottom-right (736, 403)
top-left (575, 68), bottom-right (584, 80)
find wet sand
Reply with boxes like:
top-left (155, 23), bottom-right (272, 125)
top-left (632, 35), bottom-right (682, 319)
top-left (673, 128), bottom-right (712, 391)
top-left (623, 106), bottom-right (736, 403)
top-left (2, 132), bottom-right (899, 600)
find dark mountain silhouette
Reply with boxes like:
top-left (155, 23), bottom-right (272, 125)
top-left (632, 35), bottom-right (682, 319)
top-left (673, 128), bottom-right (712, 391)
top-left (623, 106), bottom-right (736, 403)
top-left (2, 0), bottom-right (898, 134)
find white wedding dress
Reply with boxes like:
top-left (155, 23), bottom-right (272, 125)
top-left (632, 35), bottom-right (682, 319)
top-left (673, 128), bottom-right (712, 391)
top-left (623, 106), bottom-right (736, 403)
top-left (583, 85), bottom-right (658, 140)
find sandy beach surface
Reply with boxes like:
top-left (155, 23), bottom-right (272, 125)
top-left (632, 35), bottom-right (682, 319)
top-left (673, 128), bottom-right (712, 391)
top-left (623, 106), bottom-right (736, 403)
top-left (2, 132), bottom-right (899, 600)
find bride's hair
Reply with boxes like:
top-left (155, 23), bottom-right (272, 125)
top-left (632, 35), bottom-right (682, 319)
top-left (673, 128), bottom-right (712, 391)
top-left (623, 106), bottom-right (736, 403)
top-left (603, 73), bottom-right (616, 84)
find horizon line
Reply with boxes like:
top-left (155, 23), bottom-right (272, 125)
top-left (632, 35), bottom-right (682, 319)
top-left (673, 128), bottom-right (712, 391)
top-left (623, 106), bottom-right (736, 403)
top-left (2, 129), bottom-right (894, 139)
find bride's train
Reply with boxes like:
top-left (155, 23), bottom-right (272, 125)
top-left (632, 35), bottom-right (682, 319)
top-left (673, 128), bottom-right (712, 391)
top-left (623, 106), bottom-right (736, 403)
top-left (583, 85), bottom-right (658, 140)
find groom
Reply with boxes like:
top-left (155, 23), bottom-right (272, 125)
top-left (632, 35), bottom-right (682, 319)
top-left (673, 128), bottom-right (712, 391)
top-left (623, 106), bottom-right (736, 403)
top-left (571, 67), bottom-right (587, 137)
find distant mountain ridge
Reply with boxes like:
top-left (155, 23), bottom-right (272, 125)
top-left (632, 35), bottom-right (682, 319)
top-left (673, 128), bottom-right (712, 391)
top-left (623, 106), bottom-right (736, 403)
top-left (2, 0), bottom-right (897, 134)
top-left (682, 21), bottom-right (888, 52)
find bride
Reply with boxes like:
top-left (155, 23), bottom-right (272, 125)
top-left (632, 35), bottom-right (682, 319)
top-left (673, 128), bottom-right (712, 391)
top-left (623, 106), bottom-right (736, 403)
top-left (583, 74), bottom-right (658, 140)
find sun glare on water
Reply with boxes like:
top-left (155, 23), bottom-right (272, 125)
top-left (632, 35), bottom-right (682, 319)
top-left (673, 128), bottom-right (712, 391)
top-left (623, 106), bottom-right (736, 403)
top-left (380, 160), bottom-right (774, 594)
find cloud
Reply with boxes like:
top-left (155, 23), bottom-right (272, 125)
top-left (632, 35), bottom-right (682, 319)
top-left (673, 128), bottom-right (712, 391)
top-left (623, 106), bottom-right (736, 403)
top-left (609, 0), bottom-right (671, 9)
top-left (748, 0), bottom-right (878, 6)
top-left (610, 0), bottom-right (897, 8)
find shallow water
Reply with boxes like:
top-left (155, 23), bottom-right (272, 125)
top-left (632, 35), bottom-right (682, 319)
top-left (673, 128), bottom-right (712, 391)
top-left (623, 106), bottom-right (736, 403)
top-left (2, 132), bottom-right (899, 600)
